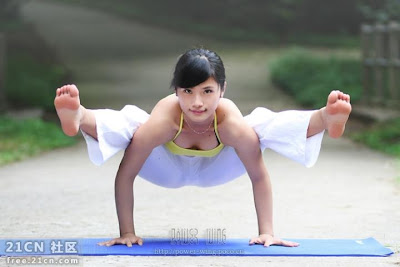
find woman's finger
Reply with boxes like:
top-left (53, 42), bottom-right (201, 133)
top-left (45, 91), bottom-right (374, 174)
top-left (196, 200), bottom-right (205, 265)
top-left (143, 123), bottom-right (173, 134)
top-left (98, 237), bottom-right (144, 247)
top-left (251, 238), bottom-right (262, 245)
top-left (282, 240), bottom-right (299, 247)
top-left (98, 239), bottom-right (114, 246)
top-left (106, 239), bottom-right (117, 247)
top-left (263, 240), bottom-right (272, 247)
top-left (273, 238), bottom-right (299, 247)
top-left (263, 236), bottom-right (274, 247)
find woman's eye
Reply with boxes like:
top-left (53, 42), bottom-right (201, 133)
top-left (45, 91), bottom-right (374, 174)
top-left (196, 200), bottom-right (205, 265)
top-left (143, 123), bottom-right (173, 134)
top-left (184, 89), bottom-right (191, 94)
top-left (205, 89), bottom-right (213, 94)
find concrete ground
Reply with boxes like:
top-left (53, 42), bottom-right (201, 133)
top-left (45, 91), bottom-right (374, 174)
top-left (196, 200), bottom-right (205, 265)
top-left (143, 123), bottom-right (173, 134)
top-left (0, 1), bottom-right (399, 266)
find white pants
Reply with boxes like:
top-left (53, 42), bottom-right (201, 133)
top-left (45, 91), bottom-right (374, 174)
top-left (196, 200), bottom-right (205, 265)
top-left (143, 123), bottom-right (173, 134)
top-left (82, 106), bottom-right (324, 188)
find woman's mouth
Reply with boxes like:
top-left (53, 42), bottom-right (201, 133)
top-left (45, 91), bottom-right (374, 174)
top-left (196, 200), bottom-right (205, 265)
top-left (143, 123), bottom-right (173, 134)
top-left (191, 109), bottom-right (205, 114)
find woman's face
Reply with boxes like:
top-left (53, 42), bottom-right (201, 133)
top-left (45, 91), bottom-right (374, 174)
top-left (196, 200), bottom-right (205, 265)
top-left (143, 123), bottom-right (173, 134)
top-left (176, 77), bottom-right (224, 124)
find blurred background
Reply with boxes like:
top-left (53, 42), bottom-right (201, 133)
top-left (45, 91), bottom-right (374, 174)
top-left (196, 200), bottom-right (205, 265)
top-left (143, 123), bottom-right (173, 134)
top-left (0, 0), bottom-right (399, 165)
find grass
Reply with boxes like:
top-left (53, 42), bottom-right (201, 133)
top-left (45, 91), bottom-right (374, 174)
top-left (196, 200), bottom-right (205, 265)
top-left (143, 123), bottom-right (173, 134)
top-left (0, 116), bottom-right (77, 166)
top-left (350, 118), bottom-right (400, 158)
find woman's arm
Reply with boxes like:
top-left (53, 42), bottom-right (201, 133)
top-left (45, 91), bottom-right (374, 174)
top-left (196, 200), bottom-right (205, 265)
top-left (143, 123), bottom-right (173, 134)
top-left (232, 125), bottom-right (274, 237)
top-left (234, 125), bottom-right (298, 247)
top-left (98, 133), bottom-right (153, 247)
top-left (218, 99), bottom-right (298, 247)
top-left (98, 99), bottom-right (179, 247)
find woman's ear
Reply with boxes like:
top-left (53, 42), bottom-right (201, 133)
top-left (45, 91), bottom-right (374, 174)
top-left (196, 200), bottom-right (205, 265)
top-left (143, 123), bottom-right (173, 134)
top-left (220, 81), bottom-right (227, 98)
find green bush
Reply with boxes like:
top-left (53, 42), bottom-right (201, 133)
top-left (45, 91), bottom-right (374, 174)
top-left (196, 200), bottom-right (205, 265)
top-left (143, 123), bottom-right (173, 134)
top-left (269, 48), bottom-right (362, 108)
top-left (6, 53), bottom-right (67, 111)
top-left (0, 116), bottom-right (77, 165)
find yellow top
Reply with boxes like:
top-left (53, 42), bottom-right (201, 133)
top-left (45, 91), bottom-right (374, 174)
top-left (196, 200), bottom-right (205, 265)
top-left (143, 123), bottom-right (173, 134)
top-left (164, 112), bottom-right (224, 157)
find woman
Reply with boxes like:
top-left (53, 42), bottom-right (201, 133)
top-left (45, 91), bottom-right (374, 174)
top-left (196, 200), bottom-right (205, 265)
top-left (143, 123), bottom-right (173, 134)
top-left (54, 48), bottom-right (351, 248)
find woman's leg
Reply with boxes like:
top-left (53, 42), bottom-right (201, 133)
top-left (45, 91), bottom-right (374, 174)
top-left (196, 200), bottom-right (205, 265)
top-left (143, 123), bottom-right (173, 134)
top-left (54, 84), bottom-right (98, 139)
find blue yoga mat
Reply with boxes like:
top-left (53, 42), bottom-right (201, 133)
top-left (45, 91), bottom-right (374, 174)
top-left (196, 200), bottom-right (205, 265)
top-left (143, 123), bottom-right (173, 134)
top-left (0, 237), bottom-right (393, 257)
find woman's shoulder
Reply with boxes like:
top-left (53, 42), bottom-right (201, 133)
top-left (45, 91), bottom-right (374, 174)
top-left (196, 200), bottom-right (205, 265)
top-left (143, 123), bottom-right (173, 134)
top-left (151, 94), bottom-right (180, 114)
top-left (131, 95), bottom-right (180, 147)
top-left (216, 98), bottom-right (243, 123)
top-left (149, 94), bottom-right (181, 130)
top-left (216, 98), bottom-right (251, 146)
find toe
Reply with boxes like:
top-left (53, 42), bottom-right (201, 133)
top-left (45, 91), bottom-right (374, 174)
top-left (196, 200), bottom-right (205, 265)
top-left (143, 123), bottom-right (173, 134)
top-left (69, 85), bottom-right (79, 97)
top-left (337, 91), bottom-right (345, 99)
top-left (328, 90), bottom-right (338, 104)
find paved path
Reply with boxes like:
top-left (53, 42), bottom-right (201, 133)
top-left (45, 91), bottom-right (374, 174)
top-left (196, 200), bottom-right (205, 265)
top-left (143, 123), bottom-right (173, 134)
top-left (1, 1), bottom-right (399, 266)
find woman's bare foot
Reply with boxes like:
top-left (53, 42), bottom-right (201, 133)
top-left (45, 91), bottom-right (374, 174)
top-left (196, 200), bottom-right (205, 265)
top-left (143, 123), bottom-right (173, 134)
top-left (323, 90), bottom-right (352, 138)
top-left (54, 84), bottom-right (82, 136)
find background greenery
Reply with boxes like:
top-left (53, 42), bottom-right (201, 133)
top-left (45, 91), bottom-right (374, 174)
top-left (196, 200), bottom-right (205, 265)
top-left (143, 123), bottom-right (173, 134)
top-left (58, 0), bottom-right (364, 48)
top-left (6, 53), bottom-right (67, 111)
top-left (269, 48), bottom-right (400, 157)
top-left (0, 1), bottom-right (74, 165)
top-left (351, 118), bottom-right (400, 157)
top-left (0, 116), bottom-right (77, 166)
top-left (269, 48), bottom-right (362, 108)
top-left (53, 0), bottom-right (400, 48)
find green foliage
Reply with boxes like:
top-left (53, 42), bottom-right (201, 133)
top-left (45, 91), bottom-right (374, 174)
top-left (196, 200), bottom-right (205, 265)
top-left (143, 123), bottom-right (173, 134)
top-left (55, 0), bottom-right (361, 47)
top-left (269, 48), bottom-right (399, 158)
top-left (0, 0), bottom-right (21, 22)
top-left (0, 1), bottom-right (24, 32)
top-left (5, 53), bottom-right (67, 111)
top-left (1, 8), bottom-right (68, 112)
top-left (358, 0), bottom-right (400, 22)
top-left (0, 116), bottom-right (77, 165)
top-left (286, 34), bottom-right (360, 48)
top-left (350, 118), bottom-right (400, 157)
top-left (269, 48), bottom-right (362, 108)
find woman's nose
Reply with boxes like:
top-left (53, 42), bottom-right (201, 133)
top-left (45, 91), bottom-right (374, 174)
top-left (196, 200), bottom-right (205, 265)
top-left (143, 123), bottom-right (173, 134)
top-left (192, 94), bottom-right (203, 107)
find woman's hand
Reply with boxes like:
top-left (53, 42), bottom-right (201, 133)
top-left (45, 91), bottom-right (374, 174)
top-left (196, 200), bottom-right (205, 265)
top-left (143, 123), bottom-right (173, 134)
top-left (249, 234), bottom-right (299, 247)
top-left (97, 233), bottom-right (143, 247)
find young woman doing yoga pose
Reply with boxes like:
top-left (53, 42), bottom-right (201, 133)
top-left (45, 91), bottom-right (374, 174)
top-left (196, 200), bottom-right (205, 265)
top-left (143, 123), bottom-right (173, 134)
top-left (54, 48), bottom-right (351, 248)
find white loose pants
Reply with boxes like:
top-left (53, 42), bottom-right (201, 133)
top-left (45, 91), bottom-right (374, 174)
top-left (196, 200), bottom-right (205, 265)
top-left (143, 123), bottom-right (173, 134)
top-left (82, 106), bottom-right (324, 188)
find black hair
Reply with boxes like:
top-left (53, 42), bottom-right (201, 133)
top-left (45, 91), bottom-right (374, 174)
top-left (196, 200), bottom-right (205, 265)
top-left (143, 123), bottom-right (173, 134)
top-left (170, 48), bottom-right (225, 90)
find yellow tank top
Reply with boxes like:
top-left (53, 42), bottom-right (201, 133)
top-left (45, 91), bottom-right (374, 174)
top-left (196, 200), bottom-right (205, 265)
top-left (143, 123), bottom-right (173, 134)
top-left (165, 112), bottom-right (224, 157)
